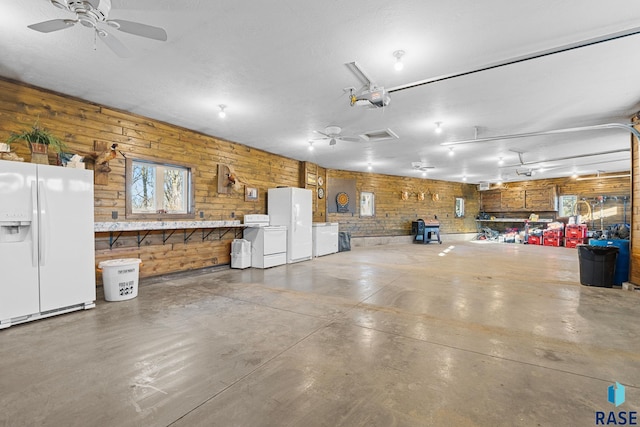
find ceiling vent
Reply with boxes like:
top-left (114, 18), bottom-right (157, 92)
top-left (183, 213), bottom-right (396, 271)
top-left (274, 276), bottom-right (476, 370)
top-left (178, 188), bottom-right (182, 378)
top-left (359, 128), bottom-right (399, 142)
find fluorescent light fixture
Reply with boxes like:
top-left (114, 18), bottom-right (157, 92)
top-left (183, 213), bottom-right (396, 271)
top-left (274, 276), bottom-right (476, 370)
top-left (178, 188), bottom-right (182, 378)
top-left (575, 173), bottom-right (630, 181)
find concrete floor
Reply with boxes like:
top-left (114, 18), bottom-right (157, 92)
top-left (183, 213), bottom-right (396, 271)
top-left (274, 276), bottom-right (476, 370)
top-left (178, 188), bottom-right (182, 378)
top-left (1, 241), bottom-right (638, 426)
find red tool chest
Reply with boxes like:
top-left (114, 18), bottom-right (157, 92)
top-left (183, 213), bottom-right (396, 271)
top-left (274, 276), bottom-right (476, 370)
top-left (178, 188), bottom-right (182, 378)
top-left (527, 235), bottom-right (543, 245)
top-left (543, 236), bottom-right (563, 247)
top-left (565, 224), bottom-right (587, 239)
top-left (564, 237), bottom-right (588, 248)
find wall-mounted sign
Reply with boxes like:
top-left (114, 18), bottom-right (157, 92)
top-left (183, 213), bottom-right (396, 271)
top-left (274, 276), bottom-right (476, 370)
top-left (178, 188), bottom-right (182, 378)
top-left (336, 192), bottom-right (349, 212)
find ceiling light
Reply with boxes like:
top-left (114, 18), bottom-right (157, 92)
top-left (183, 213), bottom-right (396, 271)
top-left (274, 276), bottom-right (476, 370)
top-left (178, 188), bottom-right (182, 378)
top-left (575, 173), bottom-right (630, 181)
top-left (498, 157), bottom-right (504, 165)
top-left (497, 180), bottom-right (503, 186)
top-left (462, 176), bottom-right (467, 182)
top-left (571, 172), bottom-right (578, 179)
top-left (218, 104), bottom-right (226, 119)
top-left (393, 50), bottom-right (405, 71)
top-left (308, 141), bottom-right (314, 151)
top-left (435, 122), bottom-right (443, 134)
top-left (448, 147), bottom-right (454, 156)
top-left (422, 171), bottom-right (427, 177)
top-left (367, 163), bottom-right (372, 171)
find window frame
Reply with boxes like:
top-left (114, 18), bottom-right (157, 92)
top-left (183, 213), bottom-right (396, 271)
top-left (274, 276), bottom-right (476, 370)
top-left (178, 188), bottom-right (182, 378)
top-left (125, 154), bottom-right (196, 220)
top-left (558, 194), bottom-right (577, 217)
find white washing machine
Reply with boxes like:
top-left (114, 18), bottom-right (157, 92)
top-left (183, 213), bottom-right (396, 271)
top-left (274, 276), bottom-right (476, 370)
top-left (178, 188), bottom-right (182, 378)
top-left (243, 215), bottom-right (288, 268)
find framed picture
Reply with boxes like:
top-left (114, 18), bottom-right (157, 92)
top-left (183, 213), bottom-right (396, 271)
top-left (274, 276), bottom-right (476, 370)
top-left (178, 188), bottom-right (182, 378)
top-left (245, 186), bottom-right (259, 201)
top-left (360, 191), bottom-right (375, 217)
top-left (306, 172), bottom-right (317, 185)
top-left (455, 197), bottom-right (465, 217)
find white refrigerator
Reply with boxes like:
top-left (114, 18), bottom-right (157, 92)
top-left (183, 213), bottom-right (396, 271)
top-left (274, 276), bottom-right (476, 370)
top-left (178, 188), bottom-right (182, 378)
top-left (0, 160), bottom-right (96, 329)
top-left (267, 187), bottom-right (312, 263)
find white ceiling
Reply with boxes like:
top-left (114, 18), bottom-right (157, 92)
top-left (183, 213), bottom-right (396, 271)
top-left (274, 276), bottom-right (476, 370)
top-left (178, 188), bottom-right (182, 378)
top-left (2, 0), bottom-right (640, 184)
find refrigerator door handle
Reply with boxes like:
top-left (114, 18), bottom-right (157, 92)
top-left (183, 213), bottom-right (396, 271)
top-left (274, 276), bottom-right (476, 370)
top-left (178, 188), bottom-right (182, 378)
top-left (293, 204), bottom-right (299, 232)
top-left (38, 181), bottom-right (48, 266)
top-left (31, 182), bottom-right (39, 267)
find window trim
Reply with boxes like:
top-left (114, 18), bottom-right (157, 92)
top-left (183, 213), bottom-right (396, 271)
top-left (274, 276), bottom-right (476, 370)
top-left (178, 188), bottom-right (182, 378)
top-left (125, 154), bottom-right (196, 220)
top-left (558, 194), bottom-right (577, 217)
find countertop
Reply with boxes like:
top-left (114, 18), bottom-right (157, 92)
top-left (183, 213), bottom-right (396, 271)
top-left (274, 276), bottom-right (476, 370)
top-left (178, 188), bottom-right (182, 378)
top-left (94, 220), bottom-right (244, 232)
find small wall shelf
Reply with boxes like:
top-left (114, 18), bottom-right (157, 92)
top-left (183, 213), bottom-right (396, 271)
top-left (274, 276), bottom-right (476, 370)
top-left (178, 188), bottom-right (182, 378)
top-left (94, 220), bottom-right (249, 249)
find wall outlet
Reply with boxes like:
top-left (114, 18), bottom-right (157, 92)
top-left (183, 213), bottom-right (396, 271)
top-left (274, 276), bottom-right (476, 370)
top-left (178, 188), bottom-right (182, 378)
top-left (112, 211), bottom-right (118, 220)
top-left (199, 211), bottom-right (204, 218)
top-left (231, 212), bottom-right (235, 218)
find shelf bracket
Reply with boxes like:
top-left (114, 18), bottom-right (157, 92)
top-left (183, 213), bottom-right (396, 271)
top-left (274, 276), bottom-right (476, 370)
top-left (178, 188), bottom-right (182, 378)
top-left (137, 230), bottom-right (152, 247)
top-left (162, 229), bottom-right (176, 244)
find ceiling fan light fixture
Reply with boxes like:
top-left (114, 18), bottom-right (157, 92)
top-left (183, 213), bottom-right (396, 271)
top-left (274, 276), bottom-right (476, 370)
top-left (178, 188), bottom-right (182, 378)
top-left (393, 50), bottom-right (405, 71)
top-left (218, 104), bottom-right (226, 119)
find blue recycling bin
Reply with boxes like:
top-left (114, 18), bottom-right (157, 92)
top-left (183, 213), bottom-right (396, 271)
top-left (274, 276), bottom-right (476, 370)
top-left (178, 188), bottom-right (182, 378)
top-left (588, 239), bottom-right (629, 285)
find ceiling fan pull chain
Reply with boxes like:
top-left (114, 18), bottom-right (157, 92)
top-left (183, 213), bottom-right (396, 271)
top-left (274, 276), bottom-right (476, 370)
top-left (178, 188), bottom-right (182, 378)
top-left (93, 29), bottom-right (97, 51)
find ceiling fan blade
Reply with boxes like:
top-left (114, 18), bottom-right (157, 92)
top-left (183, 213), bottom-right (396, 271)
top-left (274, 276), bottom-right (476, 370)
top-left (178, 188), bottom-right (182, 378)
top-left (339, 137), bottom-right (361, 142)
top-left (28, 19), bottom-right (76, 33)
top-left (107, 19), bottom-right (167, 41)
top-left (97, 29), bottom-right (132, 58)
top-left (313, 130), bottom-right (331, 138)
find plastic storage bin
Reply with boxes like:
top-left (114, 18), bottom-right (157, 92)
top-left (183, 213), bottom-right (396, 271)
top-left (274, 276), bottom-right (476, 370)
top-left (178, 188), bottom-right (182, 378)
top-left (588, 239), bottom-right (629, 285)
top-left (99, 258), bottom-right (142, 301)
top-left (577, 245), bottom-right (618, 288)
top-left (338, 231), bottom-right (351, 252)
top-left (231, 239), bottom-right (251, 269)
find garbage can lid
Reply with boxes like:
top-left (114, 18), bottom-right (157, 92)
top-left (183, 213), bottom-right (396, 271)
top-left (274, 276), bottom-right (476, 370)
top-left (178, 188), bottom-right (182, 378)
top-left (98, 258), bottom-right (142, 268)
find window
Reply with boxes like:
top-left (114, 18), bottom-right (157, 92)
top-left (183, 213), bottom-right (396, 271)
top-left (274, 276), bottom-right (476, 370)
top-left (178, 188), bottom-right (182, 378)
top-left (126, 156), bottom-right (195, 219)
top-left (558, 195), bottom-right (577, 217)
top-left (455, 197), bottom-right (465, 218)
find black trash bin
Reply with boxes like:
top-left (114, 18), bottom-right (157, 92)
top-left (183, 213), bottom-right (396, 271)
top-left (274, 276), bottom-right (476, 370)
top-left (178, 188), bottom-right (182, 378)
top-left (577, 245), bottom-right (619, 288)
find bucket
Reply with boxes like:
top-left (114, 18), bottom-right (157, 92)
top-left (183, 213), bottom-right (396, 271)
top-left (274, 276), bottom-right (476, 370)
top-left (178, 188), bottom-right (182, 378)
top-left (98, 258), bottom-right (142, 301)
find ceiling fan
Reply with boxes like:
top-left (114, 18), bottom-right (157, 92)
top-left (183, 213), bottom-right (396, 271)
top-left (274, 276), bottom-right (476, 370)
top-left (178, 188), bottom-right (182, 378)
top-left (411, 161), bottom-right (435, 172)
top-left (27, 0), bottom-right (168, 57)
top-left (311, 126), bottom-right (361, 146)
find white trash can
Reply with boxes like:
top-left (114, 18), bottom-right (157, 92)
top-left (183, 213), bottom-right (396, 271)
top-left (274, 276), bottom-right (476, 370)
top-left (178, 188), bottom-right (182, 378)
top-left (98, 258), bottom-right (142, 301)
top-left (231, 239), bottom-right (251, 269)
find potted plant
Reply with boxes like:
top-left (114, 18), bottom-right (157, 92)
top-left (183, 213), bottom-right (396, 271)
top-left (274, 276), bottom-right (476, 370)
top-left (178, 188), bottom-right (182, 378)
top-left (6, 121), bottom-right (67, 164)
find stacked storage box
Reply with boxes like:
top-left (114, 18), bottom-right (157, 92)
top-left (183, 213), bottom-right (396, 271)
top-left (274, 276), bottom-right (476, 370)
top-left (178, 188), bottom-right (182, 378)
top-left (564, 224), bottom-right (588, 248)
top-left (527, 235), bottom-right (543, 245)
top-left (543, 228), bottom-right (564, 247)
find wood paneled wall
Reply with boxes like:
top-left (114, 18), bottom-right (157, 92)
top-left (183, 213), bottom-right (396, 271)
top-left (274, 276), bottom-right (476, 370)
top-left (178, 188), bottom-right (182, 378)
top-left (0, 78), bottom-right (299, 282)
top-left (480, 176), bottom-right (631, 226)
top-left (631, 116), bottom-right (640, 285)
top-left (2, 77), bottom-right (633, 284)
top-left (325, 169), bottom-right (479, 236)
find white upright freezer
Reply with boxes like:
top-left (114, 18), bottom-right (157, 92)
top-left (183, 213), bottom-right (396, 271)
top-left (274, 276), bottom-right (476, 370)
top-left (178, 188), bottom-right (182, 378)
top-left (267, 187), bottom-right (312, 264)
top-left (0, 160), bottom-right (96, 329)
